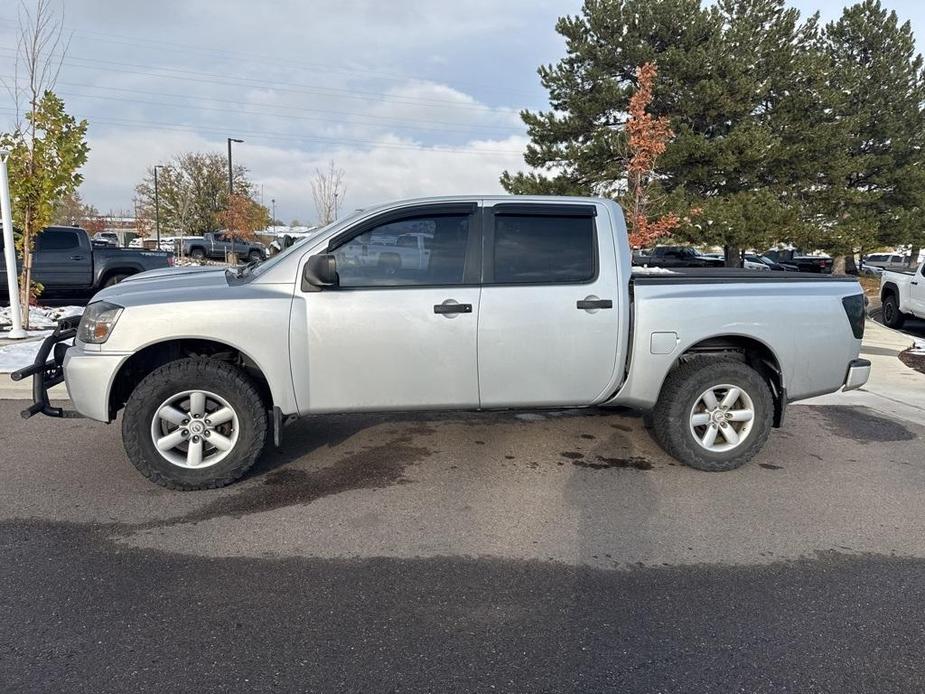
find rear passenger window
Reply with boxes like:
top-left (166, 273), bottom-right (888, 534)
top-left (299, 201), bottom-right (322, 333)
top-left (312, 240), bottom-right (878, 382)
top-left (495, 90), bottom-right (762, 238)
top-left (492, 214), bottom-right (595, 284)
top-left (37, 230), bottom-right (80, 251)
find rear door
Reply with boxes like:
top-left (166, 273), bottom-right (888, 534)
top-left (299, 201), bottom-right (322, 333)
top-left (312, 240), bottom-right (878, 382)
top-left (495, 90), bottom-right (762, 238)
top-left (32, 228), bottom-right (92, 289)
top-left (477, 202), bottom-right (620, 408)
top-left (295, 202), bottom-right (482, 413)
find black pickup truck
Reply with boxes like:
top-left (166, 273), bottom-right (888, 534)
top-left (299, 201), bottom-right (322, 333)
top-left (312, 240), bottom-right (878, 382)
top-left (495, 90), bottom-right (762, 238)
top-left (1, 225), bottom-right (174, 299)
top-left (633, 245), bottom-right (726, 268)
top-left (763, 248), bottom-right (833, 273)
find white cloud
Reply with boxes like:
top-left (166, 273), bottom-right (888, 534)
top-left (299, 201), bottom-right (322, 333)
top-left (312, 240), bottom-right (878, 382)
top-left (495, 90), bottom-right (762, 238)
top-left (1, 0), bottom-right (578, 222)
top-left (80, 128), bottom-right (529, 223)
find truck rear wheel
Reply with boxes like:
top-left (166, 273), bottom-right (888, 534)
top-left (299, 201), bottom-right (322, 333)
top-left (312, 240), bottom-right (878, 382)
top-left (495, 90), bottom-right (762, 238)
top-left (652, 358), bottom-right (773, 472)
top-left (189, 247), bottom-right (205, 260)
top-left (882, 294), bottom-right (906, 329)
top-left (122, 358), bottom-right (268, 490)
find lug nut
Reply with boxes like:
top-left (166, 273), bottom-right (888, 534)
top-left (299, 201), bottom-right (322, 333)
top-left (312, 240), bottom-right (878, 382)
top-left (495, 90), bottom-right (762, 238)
top-left (182, 419), bottom-right (189, 425)
top-left (181, 429), bottom-right (189, 437)
top-left (204, 431), bottom-right (210, 437)
top-left (192, 435), bottom-right (200, 443)
top-left (205, 419), bottom-right (211, 425)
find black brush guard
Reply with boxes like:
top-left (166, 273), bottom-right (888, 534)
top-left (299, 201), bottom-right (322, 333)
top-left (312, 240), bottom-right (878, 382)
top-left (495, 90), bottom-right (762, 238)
top-left (9, 315), bottom-right (84, 419)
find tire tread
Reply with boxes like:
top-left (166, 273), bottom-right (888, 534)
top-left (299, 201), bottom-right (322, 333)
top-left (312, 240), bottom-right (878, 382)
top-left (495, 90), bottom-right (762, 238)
top-left (122, 357), bottom-right (267, 490)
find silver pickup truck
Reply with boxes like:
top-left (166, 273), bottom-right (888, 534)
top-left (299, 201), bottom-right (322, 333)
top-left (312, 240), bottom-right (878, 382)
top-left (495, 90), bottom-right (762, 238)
top-left (13, 196), bottom-right (870, 490)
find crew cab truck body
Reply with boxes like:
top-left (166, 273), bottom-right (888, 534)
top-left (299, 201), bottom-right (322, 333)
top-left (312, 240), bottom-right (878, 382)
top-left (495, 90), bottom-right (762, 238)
top-left (182, 231), bottom-right (266, 262)
top-left (880, 260), bottom-right (925, 328)
top-left (0, 225), bottom-right (174, 299)
top-left (13, 196), bottom-right (870, 490)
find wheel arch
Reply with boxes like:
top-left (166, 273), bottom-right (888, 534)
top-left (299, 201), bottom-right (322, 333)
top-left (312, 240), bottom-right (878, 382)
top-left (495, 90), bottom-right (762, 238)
top-left (97, 266), bottom-right (141, 287)
top-left (667, 334), bottom-right (786, 428)
top-left (108, 337), bottom-right (274, 419)
top-left (880, 281), bottom-right (899, 303)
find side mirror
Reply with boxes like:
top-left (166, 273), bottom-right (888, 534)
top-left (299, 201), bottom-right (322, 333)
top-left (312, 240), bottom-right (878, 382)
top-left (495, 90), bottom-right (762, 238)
top-left (302, 253), bottom-right (339, 290)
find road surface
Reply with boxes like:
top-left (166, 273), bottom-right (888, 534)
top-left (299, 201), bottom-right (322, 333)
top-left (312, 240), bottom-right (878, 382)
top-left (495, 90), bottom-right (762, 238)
top-left (1, 398), bottom-right (924, 692)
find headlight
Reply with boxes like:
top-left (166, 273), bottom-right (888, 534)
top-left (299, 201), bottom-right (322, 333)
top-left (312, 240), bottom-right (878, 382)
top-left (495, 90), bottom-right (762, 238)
top-left (77, 301), bottom-right (124, 344)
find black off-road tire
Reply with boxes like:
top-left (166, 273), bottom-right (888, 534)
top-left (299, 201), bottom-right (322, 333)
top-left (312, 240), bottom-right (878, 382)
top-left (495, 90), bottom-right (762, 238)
top-left (248, 249), bottom-right (263, 262)
top-left (882, 294), bottom-right (906, 329)
top-left (651, 358), bottom-right (774, 472)
top-left (122, 358), bottom-right (268, 490)
top-left (189, 247), bottom-right (206, 260)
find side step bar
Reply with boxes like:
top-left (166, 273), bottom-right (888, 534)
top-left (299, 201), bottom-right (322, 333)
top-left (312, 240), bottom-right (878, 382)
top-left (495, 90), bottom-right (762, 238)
top-left (10, 315), bottom-right (84, 419)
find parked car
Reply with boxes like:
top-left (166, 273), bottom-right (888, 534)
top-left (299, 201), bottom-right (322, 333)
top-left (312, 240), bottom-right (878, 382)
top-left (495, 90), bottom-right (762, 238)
top-left (0, 225), bottom-right (174, 299)
top-left (745, 254), bottom-right (799, 272)
top-left (634, 245), bottom-right (726, 268)
top-left (880, 259), bottom-right (925, 328)
top-left (862, 252), bottom-right (909, 272)
top-left (181, 232), bottom-right (266, 262)
top-left (14, 196), bottom-right (868, 490)
top-left (764, 248), bottom-right (833, 273)
top-left (93, 231), bottom-right (121, 247)
top-left (742, 256), bottom-right (770, 271)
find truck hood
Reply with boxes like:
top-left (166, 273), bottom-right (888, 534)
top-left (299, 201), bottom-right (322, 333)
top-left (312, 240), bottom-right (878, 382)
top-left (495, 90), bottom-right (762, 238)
top-left (93, 266), bottom-right (232, 306)
top-left (119, 265), bottom-right (219, 282)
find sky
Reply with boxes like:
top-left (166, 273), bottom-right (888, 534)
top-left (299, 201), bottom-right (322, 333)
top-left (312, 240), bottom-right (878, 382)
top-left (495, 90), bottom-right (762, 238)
top-left (0, 0), bottom-right (923, 225)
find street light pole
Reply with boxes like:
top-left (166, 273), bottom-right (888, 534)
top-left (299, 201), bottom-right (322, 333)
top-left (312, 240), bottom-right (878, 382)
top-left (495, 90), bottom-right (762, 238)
top-left (226, 137), bottom-right (243, 198)
top-left (153, 165), bottom-right (162, 247)
top-left (334, 192), bottom-right (339, 221)
top-left (0, 148), bottom-right (27, 338)
top-left (271, 198), bottom-right (276, 227)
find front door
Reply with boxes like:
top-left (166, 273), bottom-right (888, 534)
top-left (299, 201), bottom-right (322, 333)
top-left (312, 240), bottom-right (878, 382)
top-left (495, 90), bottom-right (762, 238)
top-left (911, 263), bottom-right (925, 315)
top-left (32, 228), bottom-right (93, 290)
top-left (477, 203), bottom-right (620, 408)
top-left (295, 203), bottom-right (481, 413)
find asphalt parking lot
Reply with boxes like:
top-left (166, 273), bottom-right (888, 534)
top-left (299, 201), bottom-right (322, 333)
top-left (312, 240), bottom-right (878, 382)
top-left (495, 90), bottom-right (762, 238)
top-left (1, 398), bottom-right (924, 692)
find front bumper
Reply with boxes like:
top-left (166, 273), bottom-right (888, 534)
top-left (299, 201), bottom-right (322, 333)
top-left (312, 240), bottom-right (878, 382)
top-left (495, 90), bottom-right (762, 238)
top-left (10, 316), bottom-right (82, 419)
top-left (843, 358), bottom-right (871, 391)
top-left (10, 316), bottom-right (127, 422)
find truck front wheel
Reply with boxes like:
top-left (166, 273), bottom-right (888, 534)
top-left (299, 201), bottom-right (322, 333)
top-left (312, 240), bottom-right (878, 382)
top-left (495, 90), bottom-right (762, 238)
top-left (652, 358), bottom-right (773, 472)
top-left (122, 358), bottom-right (268, 490)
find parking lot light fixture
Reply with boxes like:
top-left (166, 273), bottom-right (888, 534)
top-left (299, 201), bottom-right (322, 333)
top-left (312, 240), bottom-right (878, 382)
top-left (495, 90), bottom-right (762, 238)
top-left (227, 138), bottom-right (244, 197)
top-left (153, 165), bottom-right (163, 246)
top-left (0, 149), bottom-right (28, 339)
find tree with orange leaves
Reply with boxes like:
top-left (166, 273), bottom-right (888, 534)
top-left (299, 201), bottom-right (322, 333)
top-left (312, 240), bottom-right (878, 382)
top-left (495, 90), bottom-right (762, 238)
top-left (217, 193), bottom-right (270, 242)
top-left (623, 63), bottom-right (682, 249)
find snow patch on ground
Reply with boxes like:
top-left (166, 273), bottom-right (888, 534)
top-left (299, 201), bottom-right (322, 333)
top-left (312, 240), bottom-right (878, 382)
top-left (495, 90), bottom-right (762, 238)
top-left (0, 334), bottom-right (55, 373)
top-left (911, 339), bottom-right (925, 356)
top-left (0, 305), bottom-right (84, 331)
top-left (0, 305), bottom-right (83, 372)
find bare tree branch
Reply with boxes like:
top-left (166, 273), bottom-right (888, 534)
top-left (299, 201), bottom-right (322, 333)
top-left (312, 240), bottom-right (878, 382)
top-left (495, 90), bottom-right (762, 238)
top-left (311, 161), bottom-right (347, 225)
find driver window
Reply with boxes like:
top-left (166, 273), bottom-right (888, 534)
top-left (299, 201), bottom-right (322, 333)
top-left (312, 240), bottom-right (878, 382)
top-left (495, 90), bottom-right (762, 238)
top-left (332, 213), bottom-right (471, 287)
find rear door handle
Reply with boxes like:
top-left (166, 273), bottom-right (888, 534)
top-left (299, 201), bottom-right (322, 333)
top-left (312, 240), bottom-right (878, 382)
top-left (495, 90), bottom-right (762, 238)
top-left (434, 302), bottom-right (472, 314)
top-left (577, 299), bottom-right (613, 310)
top-left (912, 281), bottom-right (919, 285)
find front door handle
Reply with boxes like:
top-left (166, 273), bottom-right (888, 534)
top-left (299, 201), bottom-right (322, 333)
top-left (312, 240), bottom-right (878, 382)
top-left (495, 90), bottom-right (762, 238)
top-left (434, 302), bottom-right (472, 315)
top-left (912, 281), bottom-right (919, 285)
top-left (577, 298), bottom-right (613, 310)
top-left (69, 255), bottom-right (86, 261)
